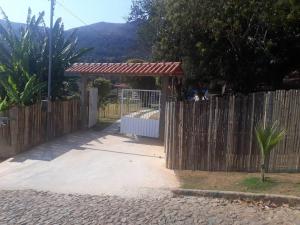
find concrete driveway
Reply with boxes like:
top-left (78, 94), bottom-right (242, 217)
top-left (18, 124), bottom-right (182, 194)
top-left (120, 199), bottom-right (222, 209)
top-left (0, 123), bottom-right (178, 197)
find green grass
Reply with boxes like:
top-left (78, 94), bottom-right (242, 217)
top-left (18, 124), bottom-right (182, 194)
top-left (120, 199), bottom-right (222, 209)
top-left (240, 177), bottom-right (277, 191)
top-left (175, 171), bottom-right (300, 196)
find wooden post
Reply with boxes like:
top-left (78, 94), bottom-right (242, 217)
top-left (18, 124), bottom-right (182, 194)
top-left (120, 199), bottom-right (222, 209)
top-left (9, 106), bottom-right (20, 155)
top-left (160, 77), bottom-right (169, 141)
top-left (80, 75), bottom-right (88, 129)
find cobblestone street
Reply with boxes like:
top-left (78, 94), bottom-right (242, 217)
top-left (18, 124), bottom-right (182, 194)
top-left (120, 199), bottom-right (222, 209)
top-left (0, 190), bottom-right (299, 225)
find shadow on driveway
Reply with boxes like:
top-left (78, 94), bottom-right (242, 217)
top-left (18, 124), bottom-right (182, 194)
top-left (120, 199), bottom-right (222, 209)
top-left (0, 123), bottom-right (178, 197)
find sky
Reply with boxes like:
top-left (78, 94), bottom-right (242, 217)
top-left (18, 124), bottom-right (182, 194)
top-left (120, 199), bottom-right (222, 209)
top-left (0, 0), bottom-right (133, 29)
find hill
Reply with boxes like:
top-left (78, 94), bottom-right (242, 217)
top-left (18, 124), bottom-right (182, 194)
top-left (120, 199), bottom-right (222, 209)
top-left (0, 20), bottom-right (26, 32)
top-left (0, 20), bottom-right (149, 62)
top-left (66, 22), bottom-right (149, 62)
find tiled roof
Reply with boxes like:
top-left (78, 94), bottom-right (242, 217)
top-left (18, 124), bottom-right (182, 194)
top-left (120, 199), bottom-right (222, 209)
top-left (65, 62), bottom-right (184, 77)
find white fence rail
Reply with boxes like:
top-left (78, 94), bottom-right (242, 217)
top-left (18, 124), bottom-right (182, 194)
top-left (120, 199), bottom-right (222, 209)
top-left (120, 89), bottom-right (161, 138)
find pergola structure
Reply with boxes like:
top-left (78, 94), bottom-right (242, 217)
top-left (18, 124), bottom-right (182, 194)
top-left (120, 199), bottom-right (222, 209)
top-left (65, 62), bottom-right (184, 139)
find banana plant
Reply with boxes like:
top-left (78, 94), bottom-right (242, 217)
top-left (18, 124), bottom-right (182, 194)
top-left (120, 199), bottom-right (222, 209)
top-left (0, 72), bottom-right (45, 107)
top-left (255, 121), bottom-right (285, 182)
top-left (0, 97), bottom-right (8, 111)
top-left (0, 8), bottom-right (91, 102)
top-left (46, 17), bottom-right (92, 98)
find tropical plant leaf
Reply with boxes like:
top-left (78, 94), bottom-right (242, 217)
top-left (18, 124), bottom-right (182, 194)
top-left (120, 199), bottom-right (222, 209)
top-left (255, 121), bottom-right (285, 182)
top-left (20, 75), bottom-right (45, 105)
top-left (255, 121), bottom-right (285, 159)
top-left (0, 76), bottom-right (20, 105)
top-left (0, 97), bottom-right (8, 111)
top-left (0, 8), bottom-right (90, 105)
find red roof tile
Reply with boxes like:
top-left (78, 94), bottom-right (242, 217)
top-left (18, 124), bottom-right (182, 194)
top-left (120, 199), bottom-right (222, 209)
top-left (65, 62), bottom-right (184, 77)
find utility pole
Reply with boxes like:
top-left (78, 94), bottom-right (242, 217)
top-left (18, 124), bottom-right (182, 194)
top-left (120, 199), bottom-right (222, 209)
top-left (47, 0), bottom-right (55, 139)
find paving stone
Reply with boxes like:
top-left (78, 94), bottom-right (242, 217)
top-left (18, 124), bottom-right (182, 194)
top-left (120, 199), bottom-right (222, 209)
top-left (0, 190), bottom-right (299, 225)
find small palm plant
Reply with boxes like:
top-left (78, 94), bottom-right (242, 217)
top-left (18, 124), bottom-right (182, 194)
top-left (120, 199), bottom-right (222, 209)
top-left (255, 121), bottom-right (285, 182)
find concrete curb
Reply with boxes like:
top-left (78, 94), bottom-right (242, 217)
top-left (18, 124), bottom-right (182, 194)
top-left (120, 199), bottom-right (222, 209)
top-left (172, 189), bottom-right (300, 207)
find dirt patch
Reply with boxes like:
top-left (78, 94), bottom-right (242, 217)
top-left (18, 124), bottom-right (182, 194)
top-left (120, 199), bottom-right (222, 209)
top-left (176, 171), bottom-right (300, 197)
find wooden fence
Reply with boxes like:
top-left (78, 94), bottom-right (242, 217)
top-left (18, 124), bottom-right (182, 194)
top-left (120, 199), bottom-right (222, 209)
top-left (165, 90), bottom-right (300, 172)
top-left (99, 102), bottom-right (143, 120)
top-left (100, 103), bottom-right (121, 119)
top-left (0, 99), bottom-right (81, 158)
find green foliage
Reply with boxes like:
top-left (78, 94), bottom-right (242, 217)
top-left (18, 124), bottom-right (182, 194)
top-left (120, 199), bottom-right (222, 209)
top-left (129, 0), bottom-right (165, 53)
top-left (255, 122), bottom-right (286, 162)
top-left (130, 0), bottom-right (300, 93)
top-left (0, 8), bottom-right (91, 105)
top-left (241, 177), bottom-right (276, 191)
top-left (93, 78), bottom-right (112, 108)
top-left (255, 121), bottom-right (285, 182)
top-left (0, 71), bottom-right (45, 107)
top-left (47, 18), bottom-right (92, 98)
top-left (0, 97), bottom-right (8, 111)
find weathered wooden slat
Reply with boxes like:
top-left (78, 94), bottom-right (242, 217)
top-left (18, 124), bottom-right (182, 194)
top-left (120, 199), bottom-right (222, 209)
top-left (165, 90), bottom-right (300, 172)
top-left (0, 100), bottom-right (81, 156)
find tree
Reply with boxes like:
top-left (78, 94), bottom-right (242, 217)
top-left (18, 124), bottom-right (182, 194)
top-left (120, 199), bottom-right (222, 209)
top-left (255, 121), bottom-right (285, 182)
top-left (130, 0), bottom-right (300, 93)
top-left (0, 8), bottom-right (91, 105)
top-left (46, 17), bottom-right (91, 98)
top-left (129, 0), bottom-right (166, 54)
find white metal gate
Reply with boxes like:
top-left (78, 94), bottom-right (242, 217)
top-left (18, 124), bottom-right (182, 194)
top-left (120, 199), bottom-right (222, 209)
top-left (120, 89), bottom-right (161, 138)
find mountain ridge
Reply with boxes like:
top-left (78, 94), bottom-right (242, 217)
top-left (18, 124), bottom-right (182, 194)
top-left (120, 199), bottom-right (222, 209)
top-left (0, 19), bottom-right (149, 62)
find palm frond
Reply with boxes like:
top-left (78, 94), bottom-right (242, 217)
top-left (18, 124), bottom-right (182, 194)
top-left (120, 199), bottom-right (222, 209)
top-left (20, 75), bottom-right (45, 105)
top-left (0, 76), bottom-right (20, 105)
top-left (0, 8), bottom-right (90, 102)
top-left (26, 8), bottom-right (32, 25)
top-left (255, 121), bottom-right (285, 158)
top-left (0, 97), bottom-right (8, 111)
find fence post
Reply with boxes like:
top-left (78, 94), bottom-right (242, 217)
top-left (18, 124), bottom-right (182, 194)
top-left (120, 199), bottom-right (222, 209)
top-left (8, 107), bottom-right (20, 155)
top-left (121, 89), bottom-right (124, 118)
top-left (248, 93), bottom-right (255, 171)
top-left (80, 76), bottom-right (88, 129)
top-left (160, 77), bottom-right (169, 141)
